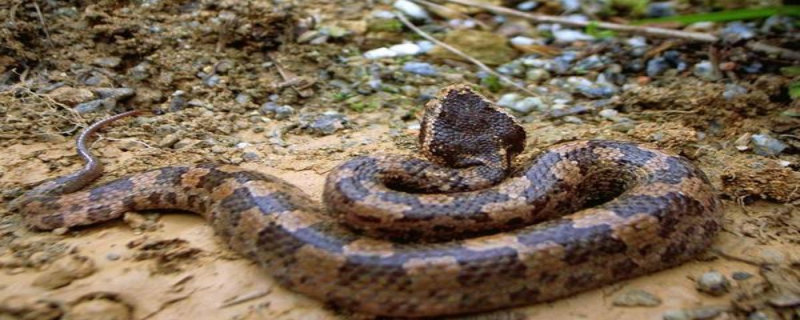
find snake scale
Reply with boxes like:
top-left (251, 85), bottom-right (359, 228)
top-left (13, 84), bottom-right (722, 317)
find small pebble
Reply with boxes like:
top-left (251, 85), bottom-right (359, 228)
top-left (203, 74), bottom-right (221, 87)
top-left (693, 61), bottom-right (719, 81)
top-left (599, 109), bottom-right (619, 119)
top-left (497, 61), bottom-right (525, 76)
top-left (613, 289), bottom-right (662, 307)
top-left (260, 103), bottom-right (295, 120)
top-left (646, 57), bottom-right (671, 77)
top-left (403, 62), bottom-right (437, 76)
top-left (389, 43), bottom-right (422, 56)
top-left (92, 57), bottom-right (122, 68)
top-left (560, 0), bottom-right (580, 12)
top-left (647, 2), bottom-right (676, 18)
top-left (235, 93), bottom-right (251, 105)
top-left (393, 0), bottom-right (429, 20)
top-left (747, 311), bottom-right (774, 320)
top-left (552, 29), bottom-right (594, 43)
top-left (516, 1), bottom-right (538, 10)
top-left (525, 69), bottom-right (551, 83)
top-left (242, 152), bottom-right (260, 162)
top-left (129, 62), bottom-right (151, 81)
top-left (751, 133), bottom-right (788, 156)
top-left (695, 271), bottom-right (730, 296)
top-left (106, 253), bottom-right (120, 261)
top-left (511, 97), bottom-right (546, 114)
top-left (496, 93), bottom-right (521, 108)
top-left (720, 22), bottom-right (756, 43)
top-left (767, 293), bottom-right (800, 308)
top-left (303, 113), bottom-right (349, 136)
top-left (93, 88), bottom-right (135, 101)
top-left (74, 99), bottom-right (114, 114)
top-left (731, 271), bottom-right (753, 280)
top-left (45, 87), bottom-right (95, 106)
top-left (364, 47), bottom-right (397, 59)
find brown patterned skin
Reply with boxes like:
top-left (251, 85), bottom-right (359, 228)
top-left (14, 85), bottom-right (722, 318)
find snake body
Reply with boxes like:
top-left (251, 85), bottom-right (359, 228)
top-left (14, 85), bottom-right (722, 317)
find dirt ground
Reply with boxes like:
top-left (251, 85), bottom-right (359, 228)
top-left (1, 1), bottom-right (798, 319)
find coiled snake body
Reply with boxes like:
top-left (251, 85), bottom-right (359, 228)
top-left (14, 85), bottom-right (722, 317)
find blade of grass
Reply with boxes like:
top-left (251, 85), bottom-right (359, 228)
top-left (635, 6), bottom-right (800, 25)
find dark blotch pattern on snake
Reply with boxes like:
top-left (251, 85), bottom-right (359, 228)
top-left (13, 84), bottom-right (722, 317)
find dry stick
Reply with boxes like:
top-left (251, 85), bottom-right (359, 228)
top-left (31, 0), bottom-right (52, 46)
top-left (395, 12), bottom-right (541, 97)
top-left (441, 0), bottom-right (719, 42)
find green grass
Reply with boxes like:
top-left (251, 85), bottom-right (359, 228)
top-left (635, 6), bottom-right (800, 25)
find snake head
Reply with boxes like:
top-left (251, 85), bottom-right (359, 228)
top-left (419, 84), bottom-right (526, 171)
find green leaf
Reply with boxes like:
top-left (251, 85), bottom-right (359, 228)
top-left (790, 80), bottom-right (800, 100)
top-left (481, 75), bottom-right (503, 93)
top-left (586, 21), bottom-right (617, 38)
top-left (634, 6), bottom-right (800, 25)
top-left (780, 66), bottom-right (800, 77)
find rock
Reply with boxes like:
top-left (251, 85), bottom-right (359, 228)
top-left (560, 0), bottom-right (580, 12)
top-left (511, 97), bottom-right (546, 114)
top-left (599, 109), bottom-right (619, 119)
top-left (33, 255), bottom-right (96, 289)
top-left (242, 152), bottom-right (260, 162)
top-left (496, 93), bottom-right (521, 108)
top-left (613, 289), bottom-right (662, 307)
top-left (517, 1), bottom-right (539, 10)
top-left (364, 47), bottom-right (397, 59)
top-left (552, 29), bottom-right (594, 43)
top-left (626, 36), bottom-right (647, 47)
top-left (525, 69), bottom-right (551, 83)
top-left (157, 134), bottom-right (181, 148)
top-left (647, 2), bottom-right (676, 17)
top-left (574, 54), bottom-right (606, 72)
top-left (260, 102), bottom-right (295, 120)
top-left (389, 43), bottom-right (422, 56)
top-left (129, 62), bottom-right (151, 81)
top-left (497, 61), bottom-right (525, 76)
top-left (203, 74), bottom-right (221, 87)
top-left (403, 62), bottom-right (438, 76)
top-left (74, 99), bottom-right (115, 114)
top-left (695, 271), bottom-right (730, 296)
top-left (302, 113), bottom-right (349, 136)
top-left (767, 293), bottom-right (800, 308)
top-left (663, 310), bottom-right (692, 320)
top-left (393, 0), bottom-right (429, 20)
top-left (646, 57), bottom-right (670, 77)
top-left (693, 61), bottom-right (719, 81)
top-left (428, 29), bottom-right (516, 66)
top-left (720, 22), bottom-right (756, 43)
top-left (731, 271), bottom-right (753, 280)
top-left (65, 298), bottom-right (131, 320)
top-left (747, 311), bottom-right (777, 320)
top-left (751, 134), bottom-right (788, 156)
top-left (45, 87), bottom-right (96, 106)
top-left (92, 57), bottom-right (122, 68)
top-left (92, 88), bottom-right (135, 101)
top-left (722, 83), bottom-right (748, 100)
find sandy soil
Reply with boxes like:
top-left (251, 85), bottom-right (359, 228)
top-left (1, 1), bottom-right (798, 319)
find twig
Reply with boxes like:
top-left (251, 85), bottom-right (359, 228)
top-left (31, 0), bottom-right (52, 46)
top-left (440, 0), bottom-right (719, 42)
top-left (746, 41), bottom-right (800, 61)
top-left (395, 12), bottom-right (541, 98)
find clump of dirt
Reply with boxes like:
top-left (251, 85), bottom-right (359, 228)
top-left (127, 237), bottom-right (201, 274)
top-left (617, 77), bottom-right (789, 135)
top-left (721, 157), bottom-right (800, 203)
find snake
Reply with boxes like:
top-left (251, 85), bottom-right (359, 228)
top-left (12, 84), bottom-right (722, 317)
